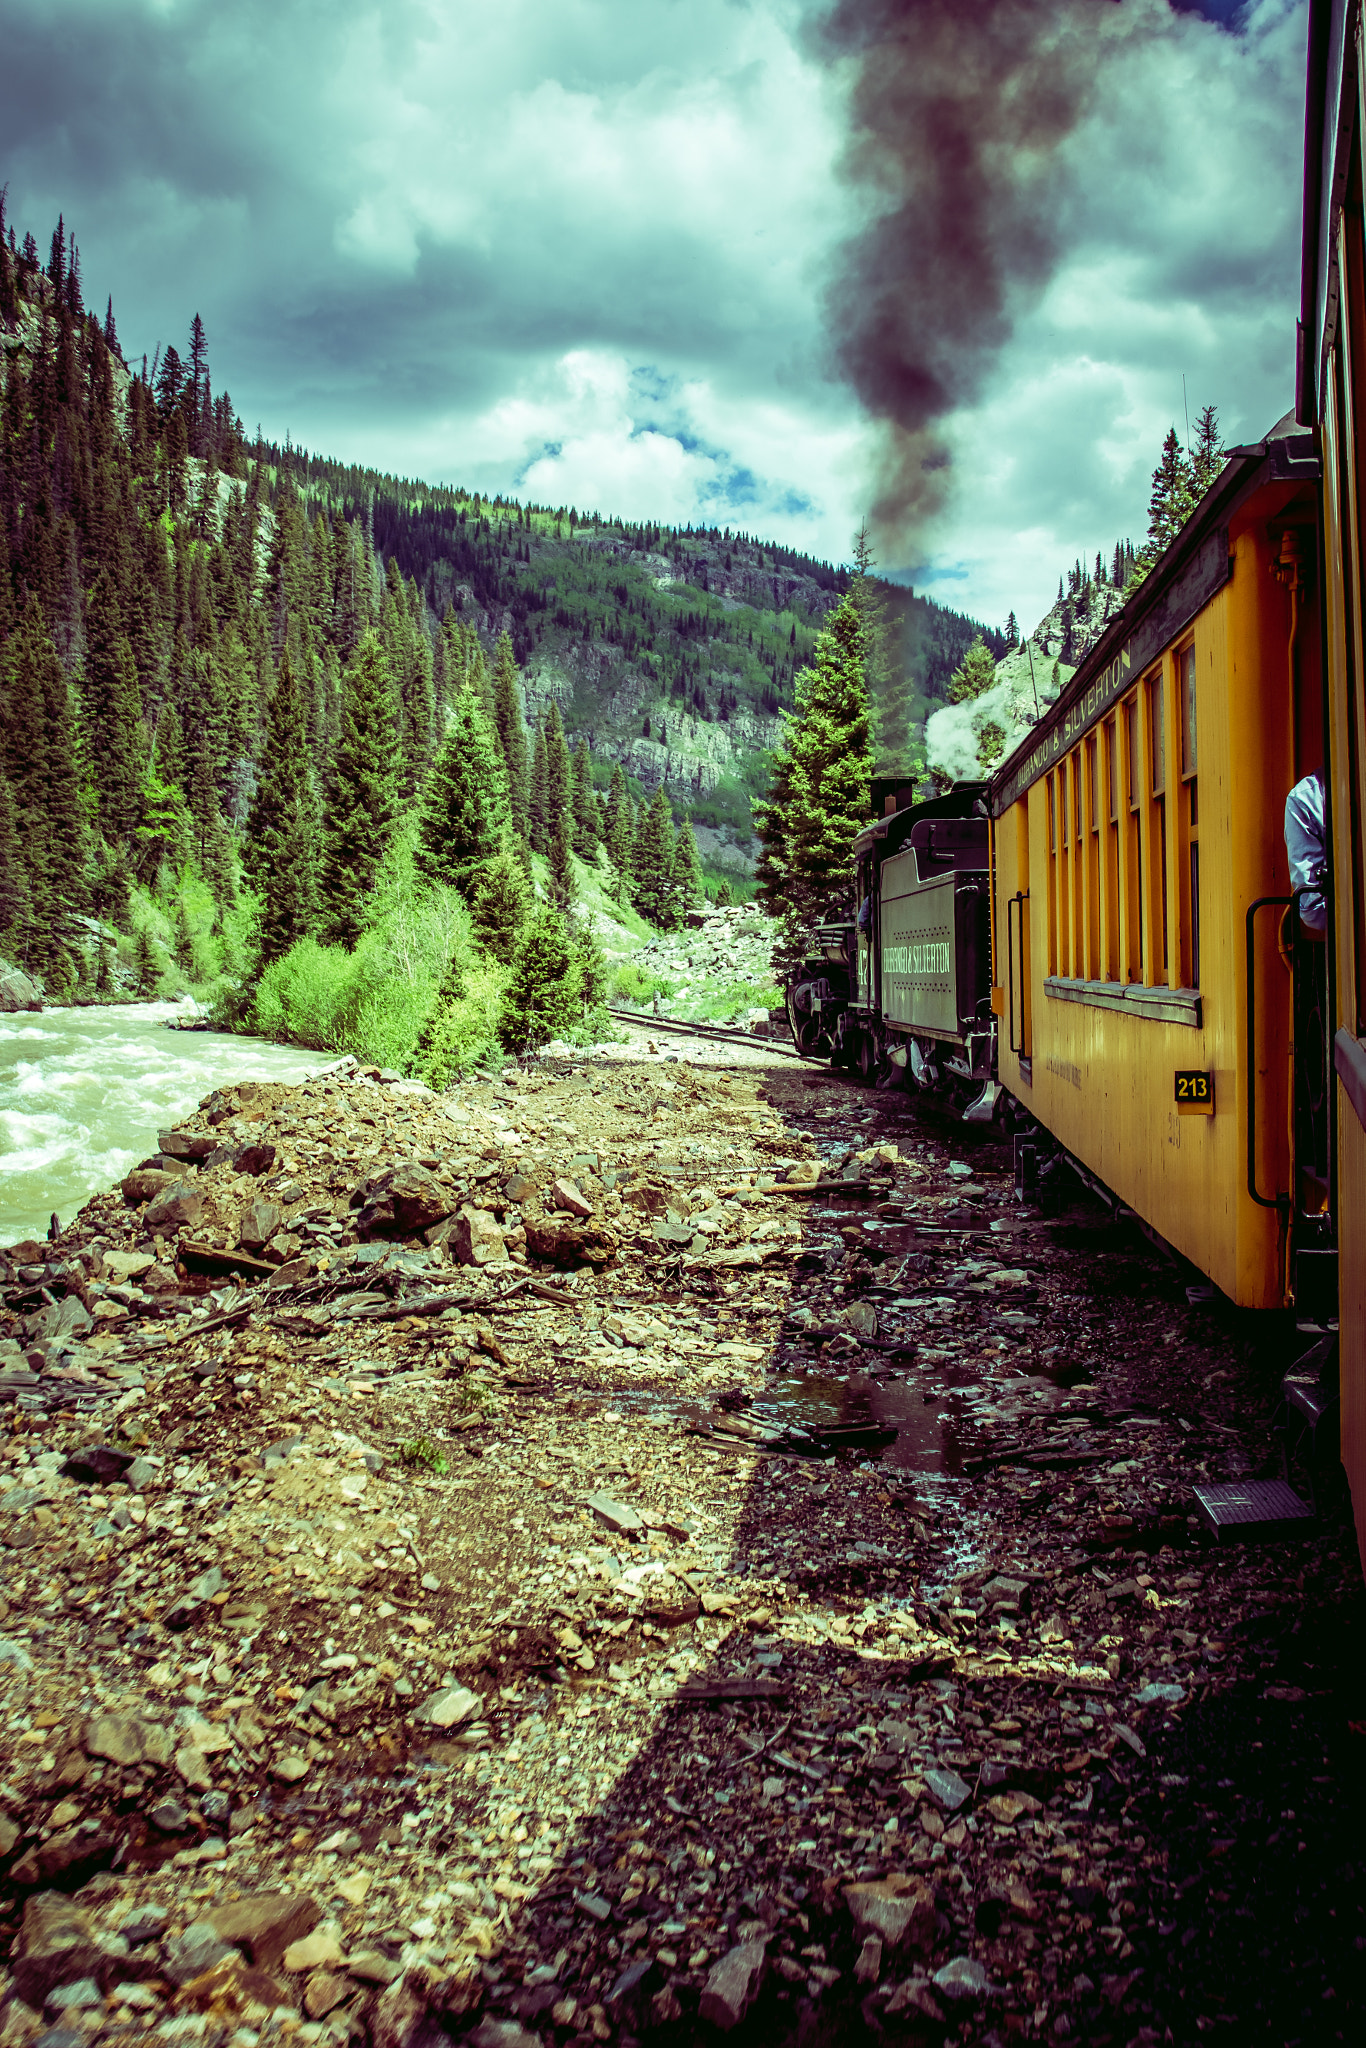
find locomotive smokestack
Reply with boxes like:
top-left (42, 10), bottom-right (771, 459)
top-left (817, 0), bottom-right (1121, 555)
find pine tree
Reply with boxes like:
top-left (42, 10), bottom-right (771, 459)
top-left (319, 631), bottom-right (401, 948)
top-left (753, 586), bottom-right (873, 968)
top-left (1190, 403), bottom-right (1225, 497)
top-left (671, 817), bottom-right (703, 919)
top-left (529, 717), bottom-right (550, 855)
top-left (173, 896), bottom-right (194, 970)
top-left (497, 905), bottom-right (581, 1056)
top-left (1005, 610), bottom-right (1019, 647)
top-left (470, 828), bottom-right (532, 964)
top-left (570, 741), bottom-right (598, 855)
top-left (571, 911), bottom-right (608, 1017)
top-left (82, 575), bottom-right (145, 846)
top-left (548, 803), bottom-right (576, 910)
top-left (0, 772), bottom-right (34, 960)
top-left (945, 634), bottom-right (998, 704)
top-left (242, 651), bottom-right (319, 967)
top-left (153, 700), bottom-right (187, 790)
top-left (604, 762), bottom-right (634, 898)
top-left (491, 631), bottom-right (530, 838)
top-left (1142, 427), bottom-right (1197, 566)
top-left (414, 685), bottom-right (510, 898)
top-left (632, 787), bottom-right (677, 929)
top-left (133, 923), bottom-right (160, 998)
top-left (850, 523), bottom-right (911, 777)
top-left (546, 701), bottom-right (570, 835)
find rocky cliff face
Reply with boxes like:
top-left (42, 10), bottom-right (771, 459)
top-left (925, 576), bottom-right (1131, 784)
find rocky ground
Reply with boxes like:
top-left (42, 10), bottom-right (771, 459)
top-left (616, 908), bottom-right (780, 1028)
top-left (0, 1045), bottom-right (1363, 2048)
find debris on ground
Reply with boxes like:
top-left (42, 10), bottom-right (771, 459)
top-left (1, 1043), bottom-right (1362, 2046)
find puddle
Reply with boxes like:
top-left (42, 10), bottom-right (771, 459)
top-left (756, 1371), bottom-right (972, 1476)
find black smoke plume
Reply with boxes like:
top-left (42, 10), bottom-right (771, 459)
top-left (818, 0), bottom-right (1128, 553)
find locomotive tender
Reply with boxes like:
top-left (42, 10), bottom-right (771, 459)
top-left (787, 0), bottom-right (1366, 1568)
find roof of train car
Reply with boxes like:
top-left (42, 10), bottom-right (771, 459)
top-left (985, 414), bottom-right (1319, 819)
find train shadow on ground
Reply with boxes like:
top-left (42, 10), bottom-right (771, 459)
top-left (439, 1062), bottom-right (1365, 2048)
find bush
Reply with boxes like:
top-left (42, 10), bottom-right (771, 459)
top-left (247, 837), bottom-right (481, 1073)
top-left (415, 960), bottom-right (505, 1089)
top-left (607, 960), bottom-right (676, 1005)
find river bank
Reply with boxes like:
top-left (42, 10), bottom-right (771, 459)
top-left (0, 1004), bottom-right (321, 1246)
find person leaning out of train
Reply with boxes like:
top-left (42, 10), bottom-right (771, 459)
top-left (1284, 766), bottom-right (1329, 940)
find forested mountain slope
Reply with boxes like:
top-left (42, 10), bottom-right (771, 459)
top-left (0, 194), bottom-right (1001, 1004)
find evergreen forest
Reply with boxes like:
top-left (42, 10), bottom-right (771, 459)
top-left (0, 195), bottom-right (1007, 1069)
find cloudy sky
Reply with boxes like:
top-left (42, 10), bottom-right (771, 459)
top-left (0, 0), bottom-right (1307, 632)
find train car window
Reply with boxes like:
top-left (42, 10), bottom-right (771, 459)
top-left (1180, 644), bottom-right (1197, 776)
top-left (1106, 719), bottom-right (1118, 824)
top-left (1056, 774), bottom-right (1064, 983)
top-left (1149, 672), bottom-right (1166, 794)
top-left (1191, 842), bottom-right (1201, 989)
top-left (1123, 696), bottom-right (1144, 981)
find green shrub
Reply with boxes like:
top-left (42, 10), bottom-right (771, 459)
top-left (607, 960), bottom-right (676, 1005)
top-left (416, 960), bottom-right (505, 1089)
top-left (687, 979), bottom-right (781, 1023)
top-left (398, 1435), bottom-right (450, 1475)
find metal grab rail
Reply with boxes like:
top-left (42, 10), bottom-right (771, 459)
top-left (1245, 892), bottom-right (1297, 1212)
top-left (1006, 892), bottom-right (1029, 1055)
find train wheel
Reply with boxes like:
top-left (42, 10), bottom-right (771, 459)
top-left (857, 1031), bottom-right (877, 1083)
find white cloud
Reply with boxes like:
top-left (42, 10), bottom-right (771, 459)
top-left (0, 0), bottom-right (1311, 631)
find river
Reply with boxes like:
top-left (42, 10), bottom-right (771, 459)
top-left (0, 1000), bottom-right (323, 1246)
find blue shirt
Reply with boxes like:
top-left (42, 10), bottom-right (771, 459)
top-left (1284, 769), bottom-right (1328, 933)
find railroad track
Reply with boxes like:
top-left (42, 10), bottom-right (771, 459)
top-left (606, 1005), bottom-right (810, 1058)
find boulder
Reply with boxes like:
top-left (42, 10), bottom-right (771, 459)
top-left (845, 1879), bottom-right (936, 1955)
top-left (232, 1143), bottom-right (277, 1177)
top-left (414, 1685), bottom-right (483, 1729)
top-left (121, 1168), bottom-right (180, 1206)
top-left (157, 1129), bottom-right (218, 1161)
top-left (238, 1200), bottom-right (282, 1251)
top-left (165, 1565), bottom-right (223, 1631)
top-left (924, 1765), bottom-right (972, 1812)
top-left (0, 966), bottom-right (42, 1013)
top-left (84, 1711), bottom-right (169, 1767)
top-left (524, 1219), bottom-right (617, 1271)
top-left (12, 1896), bottom-right (105, 2007)
top-left (699, 1939), bottom-right (768, 2031)
top-left (143, 1184), bottom-right (205, 1234)
top-left (209, 1891), bottom-right (321, 1970)
top-left (551, 1176), bottom-right (592, 1218)
top-left (586, 1493), bottom-right (643, 1536)
top-left (282, 1932), bottom-right (343, 1973)
top-left (357, 1164), bottom-right (452, 1239)
top-left (162, 1922), bottom-right (236, 1987)
top-left (62, 1444), bottom-right (135, 1485)
top-left (100, 1250), bottom-right (153, 1282)
top-left (9, 1827), bottom-right (117, 1889)
top-left (932, 1956), bottom-right (990, 2003)
top-left (447, 1206), bottom-right (505, 1267)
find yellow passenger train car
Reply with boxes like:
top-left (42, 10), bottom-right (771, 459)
top-left (988, 0), bottom-right (1365, 1567)
top-left (988, 418), bottom-right (1324, 1314)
